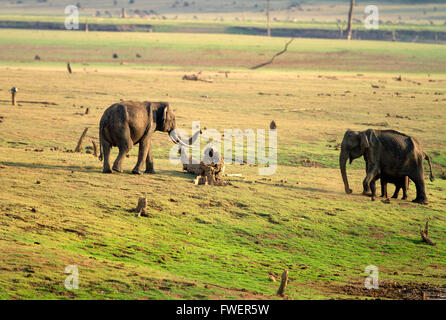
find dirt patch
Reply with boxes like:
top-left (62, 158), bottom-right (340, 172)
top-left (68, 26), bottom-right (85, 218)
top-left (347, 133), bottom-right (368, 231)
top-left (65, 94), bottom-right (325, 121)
top-left (357, 122), bottom-right (389, 127)
top-left (300, 158), bottom-right (326, 168)
top-left (334, 281), bottom-right (446, 300)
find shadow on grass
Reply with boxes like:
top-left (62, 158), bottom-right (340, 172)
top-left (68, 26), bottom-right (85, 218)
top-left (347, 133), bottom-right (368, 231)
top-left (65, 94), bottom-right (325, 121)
top-left (233, 178), bottom-right (337, 194)
top-left (0, 161), bottom-right (100, 173)
top-left (0, 161), bottom-right (196, 181)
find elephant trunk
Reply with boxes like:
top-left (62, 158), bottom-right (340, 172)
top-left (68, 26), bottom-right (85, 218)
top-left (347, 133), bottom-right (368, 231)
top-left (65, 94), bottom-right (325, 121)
top-left (340, 147), bottom-right (352, 194)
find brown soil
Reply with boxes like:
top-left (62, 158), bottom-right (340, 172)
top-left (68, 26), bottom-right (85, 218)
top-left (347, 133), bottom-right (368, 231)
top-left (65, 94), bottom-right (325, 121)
top-left (333, 281), bottom-right (446, 300)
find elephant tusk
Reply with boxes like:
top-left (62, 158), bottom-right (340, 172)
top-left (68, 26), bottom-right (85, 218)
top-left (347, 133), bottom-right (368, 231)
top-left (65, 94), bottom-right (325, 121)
top-left (169, 129), bottom-right (192, 147)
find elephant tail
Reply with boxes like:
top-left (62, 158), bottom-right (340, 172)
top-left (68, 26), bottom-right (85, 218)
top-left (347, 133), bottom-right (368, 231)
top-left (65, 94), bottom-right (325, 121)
top-left (98, 123), bottom-right (104, 162)
top-left (424, 153), bottom-right (434, 182)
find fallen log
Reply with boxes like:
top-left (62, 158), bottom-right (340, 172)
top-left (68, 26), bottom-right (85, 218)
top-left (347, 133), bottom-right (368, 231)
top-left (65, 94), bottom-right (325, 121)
top-left (182, 74), bottom-right (213, 83)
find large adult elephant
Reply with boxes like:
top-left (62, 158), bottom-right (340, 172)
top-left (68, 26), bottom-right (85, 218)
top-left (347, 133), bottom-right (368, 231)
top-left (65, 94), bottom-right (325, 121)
top-left (99, 101), bottom-right (190, 174)
top-left (339, 129), bottom-right (434, 204)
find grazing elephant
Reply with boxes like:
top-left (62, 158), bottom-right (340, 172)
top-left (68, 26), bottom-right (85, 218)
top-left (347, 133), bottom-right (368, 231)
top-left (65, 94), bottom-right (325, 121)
top-left (99, 101), bottom-right (190, 174)
top-left (339, 129), bottom-right (434, 204)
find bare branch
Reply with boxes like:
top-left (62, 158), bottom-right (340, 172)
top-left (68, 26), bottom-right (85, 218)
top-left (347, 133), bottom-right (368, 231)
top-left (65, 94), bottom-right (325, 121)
top-left (250, 38), bottom-right (294, 70)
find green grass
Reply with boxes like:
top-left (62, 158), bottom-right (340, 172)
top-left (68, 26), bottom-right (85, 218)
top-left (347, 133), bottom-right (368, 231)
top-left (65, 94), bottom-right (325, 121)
top-left (0, 31), bottom-right (445, 300)
top-left (0, 29), bottom-right (446, 73)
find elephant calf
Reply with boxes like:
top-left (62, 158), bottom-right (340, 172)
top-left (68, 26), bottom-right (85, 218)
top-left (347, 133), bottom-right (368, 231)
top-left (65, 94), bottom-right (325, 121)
top-left (369, 174), bottom-right (409, 201)
top-left (99, 101), bottom-right (188, 174)
top-left (380, 174), bottom-right (409, 200)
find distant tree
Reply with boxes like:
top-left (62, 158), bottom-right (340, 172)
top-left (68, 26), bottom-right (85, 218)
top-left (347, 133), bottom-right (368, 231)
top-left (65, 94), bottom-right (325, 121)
top-left (346, 0), bottom-right (355, 40)
top-left (266, 0), bottom-right (271, 37)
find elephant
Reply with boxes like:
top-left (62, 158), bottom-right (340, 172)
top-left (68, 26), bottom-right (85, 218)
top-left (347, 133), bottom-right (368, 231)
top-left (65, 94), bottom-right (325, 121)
top-left (99, 101), bottom-right (191, 174)
top-left (368, 173), bottom-right (409, 201)
top-left (339, 129), bottom-right (434, 204)
top-left (379, 174), bottom-right (409, 200)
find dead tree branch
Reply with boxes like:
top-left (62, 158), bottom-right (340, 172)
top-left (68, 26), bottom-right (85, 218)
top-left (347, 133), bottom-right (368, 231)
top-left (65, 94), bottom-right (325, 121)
top-left (250, 38), bottom-right (294, 70)
top-left (75, 127), bottom-right (89, 152)
top-left (91, 140), bottom-right (99, 157)
top-left (420, 220), bottom-right (437, 246)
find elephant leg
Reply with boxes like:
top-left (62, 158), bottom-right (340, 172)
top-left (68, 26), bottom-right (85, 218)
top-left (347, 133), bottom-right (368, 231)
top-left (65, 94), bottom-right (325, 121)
top-left (362, 166), bottom-right (379, 196)
top-left (380, 181), bottom-right (387, 198)
top-left (410, 172), bottom-right (428, 204)
top-left (132, 137), bottom-right (150, 175)
top-left (401, 185), bottom-right (408, 200)
top-left (112, 125), bottom-right (133, 173)
top-left (145, 139), bottom-right (155, 174)
top-left (370, 178), bottom-right (377, 201)
top-left (102, 139), bottom-right (112, 174)
top-left (391, 185), bottom-right (400, 199)
top-left (401, 177), bottom-right (409, 200)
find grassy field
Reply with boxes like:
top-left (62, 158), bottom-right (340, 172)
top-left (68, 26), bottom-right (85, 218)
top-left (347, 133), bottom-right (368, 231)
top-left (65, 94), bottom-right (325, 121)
top-left (1, 29), bottom-right (446, 73)
top-left (0, 30), bottom-right (445, 300)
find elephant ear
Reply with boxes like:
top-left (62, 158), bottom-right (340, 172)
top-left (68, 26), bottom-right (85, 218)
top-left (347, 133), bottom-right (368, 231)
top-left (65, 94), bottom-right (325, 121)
top-left (360, 132), bottom-right (370, 150)
top-left (162, 103), bottom-right (170, 125)
top-left (368, 129), bottom-right (379, 147)
top-left (147, 102), bottom-right (154, 127)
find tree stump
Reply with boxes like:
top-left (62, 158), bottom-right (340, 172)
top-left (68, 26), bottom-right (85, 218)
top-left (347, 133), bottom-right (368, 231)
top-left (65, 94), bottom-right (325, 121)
top-left (270, 120), bottom-right (277, 129)
top-left (179, 146), bottom-right (226, 186)
top-left (420, 220), bottom-right (437, 246)
top-left (136, 197), bottom-right (149, 217)
top-left (277, 269), bottom-right (288, 296)
top-left (11, 87), bottom-right (18, 106)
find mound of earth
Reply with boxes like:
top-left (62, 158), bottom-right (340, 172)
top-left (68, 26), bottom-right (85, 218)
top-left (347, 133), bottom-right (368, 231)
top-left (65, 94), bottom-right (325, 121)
top-left (334, 281), bottom-right (446, 300)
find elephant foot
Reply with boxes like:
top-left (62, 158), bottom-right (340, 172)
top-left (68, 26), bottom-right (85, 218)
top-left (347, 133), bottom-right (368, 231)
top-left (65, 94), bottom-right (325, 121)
top-left (103, 168), bottom-right (112, 174)
top-left (112, 167), bottom-right (123, 173)
top-left (362, 192), bottom-right (372, 197)
top-left (371, 196), bottom-right (376, 201)
top-left (131, 169), bottom-right (142, 175)
top-left (391, 195), bottom-right (398, 199)
top-left (402, 196), bottom-right (408, 200)
top-left (145, 170), bottom-right (156, 174)
top-left (412, 198), bottom-right (428, 205)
